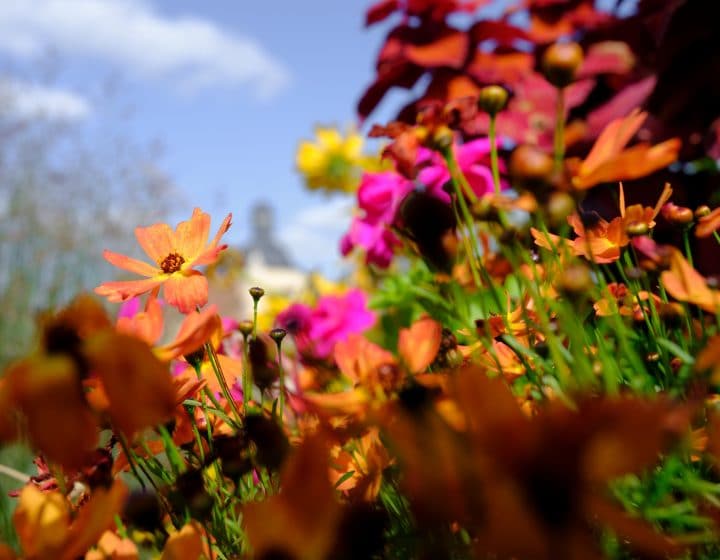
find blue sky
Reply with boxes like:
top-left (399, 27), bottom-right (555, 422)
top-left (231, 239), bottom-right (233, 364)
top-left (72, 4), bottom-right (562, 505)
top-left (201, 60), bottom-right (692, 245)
top-left (0, 0), bottom-right (396, 273)
top-left (0, 1), bottom-right (632, 274)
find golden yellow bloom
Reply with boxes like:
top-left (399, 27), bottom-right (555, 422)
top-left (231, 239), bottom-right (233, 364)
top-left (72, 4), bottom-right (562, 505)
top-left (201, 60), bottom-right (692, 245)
top-left (296, 127), bottom-right (366, 193)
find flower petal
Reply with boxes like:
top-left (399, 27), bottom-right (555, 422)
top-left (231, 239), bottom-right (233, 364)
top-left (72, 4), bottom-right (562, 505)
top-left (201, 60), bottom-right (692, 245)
top-left (61, 480), bottom-right (129, 560)
top-left (163, 272), bottom-right (208, 314)
top-left (156, 305), bottom-right (221, 361)
top-left (175, 208), bottom-right (210, 263)
top-left (189, 213), bottom-right (232, 267)
top-left (85, 332), bottom-right (176, 437)
top-left (399, 317), bottom-right (442, 374)
top-left (13, 485), bottom-right (70, 558)
top-left (6, 356), bottom-right (98, 469)
top-left (103, 250), bottom-right (159, 277)
top-left (579, 108), bottom-right (646, 177)
top-left (135, 222), bottom-right (175, 264)
top-left (161, 522), bottom-right (206, 560)
top-left (95, 277), bottom-right (166, 303)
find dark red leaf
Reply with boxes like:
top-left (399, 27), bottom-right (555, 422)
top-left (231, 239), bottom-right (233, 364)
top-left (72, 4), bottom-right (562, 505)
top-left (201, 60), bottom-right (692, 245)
top-left (366, 0), bottom-right (400, 26)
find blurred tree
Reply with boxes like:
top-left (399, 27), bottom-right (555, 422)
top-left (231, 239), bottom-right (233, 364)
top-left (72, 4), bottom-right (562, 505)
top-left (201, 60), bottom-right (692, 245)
top-left (0, 72), bottom-right (179, 366)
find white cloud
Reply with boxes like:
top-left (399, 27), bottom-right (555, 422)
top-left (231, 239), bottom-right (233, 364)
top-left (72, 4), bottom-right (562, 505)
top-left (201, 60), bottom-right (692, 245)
top-left (0, 79), bottom-right (91, 121)
top-left (0, 0), bottom-right (290, 98)
top-left (279, 198), bottom-right (354, 276)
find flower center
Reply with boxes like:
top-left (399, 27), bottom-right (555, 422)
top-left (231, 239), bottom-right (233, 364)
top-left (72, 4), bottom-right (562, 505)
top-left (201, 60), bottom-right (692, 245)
top-left (160, 252), bottom-right (185, 273)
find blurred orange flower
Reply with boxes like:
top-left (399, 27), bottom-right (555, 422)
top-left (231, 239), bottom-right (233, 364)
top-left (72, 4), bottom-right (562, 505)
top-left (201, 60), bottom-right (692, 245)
top-left (244, 435), bottom-right (341, 560)
top-left (661, 248), bottom-right (720, 313)
top-left (384, 365), bottom-right (688, 559)
top-left (3, 295), bottom-right (176, 467)
top-left (95, 208), bottom-right (232, 313)
top-left (13, 480), bottom-right (127, 560)
top-left (568, 109), bottom-right (680, 190)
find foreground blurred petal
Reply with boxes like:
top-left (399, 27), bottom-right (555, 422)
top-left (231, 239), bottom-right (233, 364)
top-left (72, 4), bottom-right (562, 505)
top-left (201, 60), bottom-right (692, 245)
top-left (84, 333), bottom-right (176, 437)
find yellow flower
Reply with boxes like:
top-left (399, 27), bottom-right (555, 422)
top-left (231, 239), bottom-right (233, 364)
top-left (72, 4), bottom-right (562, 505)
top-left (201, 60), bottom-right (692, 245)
top-left (296, 127), bottom-right (365, 193)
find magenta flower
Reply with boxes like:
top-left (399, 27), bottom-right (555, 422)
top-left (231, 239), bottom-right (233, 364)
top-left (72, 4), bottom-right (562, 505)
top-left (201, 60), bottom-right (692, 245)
top-left (417, 138), bottom-right (508, 203)
top-left (341, 138), bottom-right (506, 268)
top-left (340, 171), bottom-right (413, 268)
top-left (277, 289), bottom-right (375, 360)
top-left (308, 289), bottom-right (376, 358)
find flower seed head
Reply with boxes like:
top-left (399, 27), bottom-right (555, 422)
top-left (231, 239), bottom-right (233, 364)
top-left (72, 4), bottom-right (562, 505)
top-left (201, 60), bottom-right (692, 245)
top-left (477, 85), bottom-right (509, 116)
top-left (542, 42), bottom-right (584, 88)
top-left (269, 328), bottom-right (287, 344)
top-left (249, 286), bottom-right (265, 301)
top-left (237, 320), bottom-right (254, 337)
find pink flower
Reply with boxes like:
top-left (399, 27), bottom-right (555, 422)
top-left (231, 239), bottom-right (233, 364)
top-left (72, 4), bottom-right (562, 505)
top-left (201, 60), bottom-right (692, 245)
top-left (341, 138), bottom-right (506, 268)
top-left (277, 290), bottom-right (375, 360)
top-left (340, 219), bottom-right (401, 269)
top-left (341, 171), bottom-right (413, 268)
top-left (416, 138), bottom-right (508, 203)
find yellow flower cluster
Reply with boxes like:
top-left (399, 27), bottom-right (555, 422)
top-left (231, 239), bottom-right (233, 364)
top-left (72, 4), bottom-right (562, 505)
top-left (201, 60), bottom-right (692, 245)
top-left (296, 127), bottom-right (370, 194)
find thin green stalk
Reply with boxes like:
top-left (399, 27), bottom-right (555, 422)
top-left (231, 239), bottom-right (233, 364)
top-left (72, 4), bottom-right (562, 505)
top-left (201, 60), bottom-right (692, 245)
top-left (205, 342), bottom-right (243, 424)
top-left (488, 114), bottom-right (502, 196)
top-left (117, 433), bottom-right (147, 490)
top-left (241, 332), bottom-right (252, 413)
top-left (683, 227), bottom-right (694, 267)
top-left (443, 147), bottom-right (484, 278)
top-left (274, 340), bottom-right (285, 427)
top-left (553, 87), bottom-right (566, 172)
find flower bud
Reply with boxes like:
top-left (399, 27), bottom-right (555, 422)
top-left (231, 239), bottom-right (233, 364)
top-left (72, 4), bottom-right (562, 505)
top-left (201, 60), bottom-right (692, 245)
top-left (509, 145), bottom-right (554, 184)
top-left (249, 286), bottom-right (265, 301)
top-left (429, 125), bottom-right (454, 152)
top-left (542, 42), bottom-right (584, 88)
top-left (557, 264), bottom-right (592, 297)
top-left (625, 221), bottom-right (649, 237)
top-left (269, 328), bottom-right (287, 345)
top-left (244, 414), bottom-right (289, 471)
top-left (237, 320), bottom-right (254, 337)
top-left (546, 191), bottom-right (575, 227)
top-left (695, 205), bottom-right (711, 218)
top-left (662, 203), bottom-right (694, 226)
top-left (477, 85), bottom-right (509, 116)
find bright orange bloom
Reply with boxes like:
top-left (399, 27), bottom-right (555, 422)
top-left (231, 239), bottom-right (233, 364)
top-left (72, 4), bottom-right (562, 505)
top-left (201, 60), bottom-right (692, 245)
top-left (532, 183), bottom-right (672, 264)
top-left (330, 428), bottom-right (391, 502)
top-left (532, 212), bottom-right (627, 263)
top-left (95, 208), bottom-right (232, 313)
top-left (568, 109), bottom-right (680, 190)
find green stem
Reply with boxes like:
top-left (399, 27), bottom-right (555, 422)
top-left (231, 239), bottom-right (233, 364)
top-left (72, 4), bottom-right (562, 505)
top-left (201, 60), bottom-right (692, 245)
top-left (205, 342), bottom-right (243, 424)
top-left (117, 433), bottom-right (147, 490)
top-left (553, 87), bottom-right (566, 173)
top-left (241, 333), bottom-right (252, 414)
top-left (274, 340), bottom-right (285, 427)
top-left (683, 227), bottom-right (694, 267)
top-left (445, 146), bottom-right (478, 205)
top-left (488, 115), bottom-right (502, 196)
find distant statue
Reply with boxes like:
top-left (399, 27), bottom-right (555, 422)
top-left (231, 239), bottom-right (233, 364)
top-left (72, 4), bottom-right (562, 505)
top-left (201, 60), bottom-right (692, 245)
top-left (244, 202), bottom-right (292, 267)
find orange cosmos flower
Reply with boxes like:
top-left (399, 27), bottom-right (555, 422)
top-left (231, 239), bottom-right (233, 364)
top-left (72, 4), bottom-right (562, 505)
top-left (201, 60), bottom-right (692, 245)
top-left (567, 109), bottom-right (680, 190)
top-left (661, 248), bottom-right (720, 313)
top-left (532, 182), bottom-right (673, 264)
top-left (95, 208), bottom-right (232, 313)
